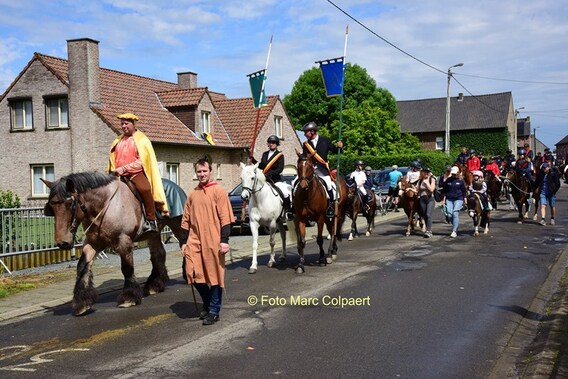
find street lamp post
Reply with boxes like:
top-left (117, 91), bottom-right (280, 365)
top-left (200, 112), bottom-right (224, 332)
top-left (445, 62), bottom-right (464, 155)
top-left (533, 126), bottom-right (540, 155)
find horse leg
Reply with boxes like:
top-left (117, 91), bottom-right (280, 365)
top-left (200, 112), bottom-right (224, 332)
top-left (116, 242), bottom-right (143, 308)
top-left (267, 227), bottom-right (277, 269)
top-left (72, 243), bottom-right (98, 316)
top-left (317, 220), bottom-right (327, 265)
top-left (277, 219), bottom-right (287, 263)
top-left (249, 221), bottom-right (260, 274)
top-left (295, 220), bottom-right (306, 274)
top-left (348, 215), bottom-right (357, 241)
top-left (145, 233), bottom-right (169, 295)
top-left (325, 217), bottom-right (337, 265)
top-left (483, 213), bottom-right (490, 234)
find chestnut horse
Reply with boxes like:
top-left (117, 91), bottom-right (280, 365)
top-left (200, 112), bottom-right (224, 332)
top-left (398, 180), bottom-right (425, 236)
top-left (484, 171), bottom-right (501, 210)
top-left (345, 182), bottom-right (376, 241)
top-left (293, 151), bottom-right (347, 273)
top-left (43, 172), bottom-right (186, 316)
top-left (466, 193), bottom-right (490, 236)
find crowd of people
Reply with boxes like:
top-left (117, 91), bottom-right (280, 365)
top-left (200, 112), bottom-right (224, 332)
top-left (107, 112), bottom-right (564, 325)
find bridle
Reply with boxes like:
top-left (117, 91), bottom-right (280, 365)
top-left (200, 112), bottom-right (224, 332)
top-left (296, 159), bottom-right (315, 189)
top-left (241, 169), bottom-right (264, 198)
top-left (44, 193), bottom-right (87, 237)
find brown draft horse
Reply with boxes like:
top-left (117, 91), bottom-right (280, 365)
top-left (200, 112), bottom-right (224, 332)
top-left (293, 151), bottom-right (347, 274)
top-left (466, 193), bottom-right (490, 236)
top-left (398, 180), bottom-right (425, 236)
top-left (504, 169), bottom-right (540, 223)
top-left (43, 172), bottom-right (186, 316)
top-left (345, 183), bottom-right (376, 241)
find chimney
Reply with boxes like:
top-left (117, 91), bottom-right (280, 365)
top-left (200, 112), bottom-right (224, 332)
top-left (66, 38), bottom-right (101, 172)
top-left (457, 93), bottom-right (464, 102)
top-left (67, 38), bottom-right (101, 105)
top-left (177, 72), bottom-right (198, 89)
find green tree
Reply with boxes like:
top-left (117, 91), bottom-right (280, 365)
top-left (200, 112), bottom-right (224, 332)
top-left (0, 188), bottom-right (20, 209)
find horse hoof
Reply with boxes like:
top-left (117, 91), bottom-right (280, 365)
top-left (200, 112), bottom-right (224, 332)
top-left (248, 268), bottom-right (258, 274)
top-left (532, 215), bottom-right (538, 221)
top-left (319, 258), bottom-right (327, 266)
top-left (117, 300), bottom-right (137, 308)
top-left (348, 235), bottom-right (354, 241)
top-left (484, 230), bottom-right (489, 234)
top-left (73, 306), bottom-right (91, 316)
top-left (474, 232), bottom-right (479, 236)
top-left (365, 231), bottom-right (370, 237)
top-left (517, 220), bottom-right (523, 224)
top-left (147, 288), bottom-right (158, 295)
top-left (326, 257), bottom-right (333, 264)
top-left (405, 232), bottom-right (410, 237)
top-left (331, 254), bottom-right (337, 261)
top-left (267, 261), bottom-right (274, 268)
top-left (278, 256), bottom-right (286, 263)
top-left (295, 266), bottom-right (305, 274)
top-left (326, 234), bottom-right (331, 240)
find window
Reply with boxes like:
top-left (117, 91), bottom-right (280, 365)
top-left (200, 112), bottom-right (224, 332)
top-left (46, 97), bottom-right (69, 128)
top-left (10, 99), bottom-right (33, 130)
top-left (201, 111), bottom-right (211, 134)
top-left (216, 163), bottom-right (222, 180)
top-left (31, 164), bottom-right (55, 197)
top-left (274, 116), bottom-right (283, 138)
top-left (166, 163), bottom-right (179, 184)
top-left (436, 136), bottom-right (444, 150)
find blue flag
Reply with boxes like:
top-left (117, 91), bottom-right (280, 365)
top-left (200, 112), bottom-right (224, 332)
top-left (317, 57), bottom-right (344, 97)
top-left (247, 69), bottom-right (267, 108)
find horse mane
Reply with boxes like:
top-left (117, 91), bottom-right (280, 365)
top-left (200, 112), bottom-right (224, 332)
top-left (50, 171), bottom-right (117, 199)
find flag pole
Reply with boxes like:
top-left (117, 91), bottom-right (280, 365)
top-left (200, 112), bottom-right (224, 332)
top-left (334, 25), bottom-right (348, 230)
top-left (249, 35), bottom-right (273, 163)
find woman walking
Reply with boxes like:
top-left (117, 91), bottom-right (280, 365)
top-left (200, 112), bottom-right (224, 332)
top-left (418, 167), bottom-right (436, 238)
top-left (443, 166), bottom-right (467, 238)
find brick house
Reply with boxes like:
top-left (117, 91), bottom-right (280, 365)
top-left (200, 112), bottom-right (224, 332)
top-left (0, 38), bottom-right (301, 203)
top-left (555, 135), bottom-right (568, 164)
top-left (396, 92), bottom-right (517, 152)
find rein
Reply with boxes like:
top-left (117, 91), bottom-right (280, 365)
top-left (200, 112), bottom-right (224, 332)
top-left (82, 185), bottom-right (121, 235)
top-left (242, 174), bottom-right (264, 196)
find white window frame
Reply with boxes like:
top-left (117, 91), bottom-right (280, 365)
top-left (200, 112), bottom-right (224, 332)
top-left (166, 163), bottom-right (179, 184)
top-left (274, 115), bottom-right (283, 138)
top-left (46, 97), bottom-right (69, 128)
top-left (201, 111), bottom-right (211, 134)
top-left (216, 163), bottom-right (222, 180)
top-left (31, 164), bottom-right (55, 197)
top-left (436, 136), bottom-right (444, 151)
top-left (11, 99), bottom-right (34, 130)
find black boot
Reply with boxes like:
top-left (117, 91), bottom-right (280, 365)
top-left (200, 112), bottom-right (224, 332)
top-left (326, 189), bottom-right (335, 218)
top-left (283, 197), bottom-right (294, 220)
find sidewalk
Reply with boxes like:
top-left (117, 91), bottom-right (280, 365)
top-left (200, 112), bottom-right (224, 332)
top-left (0, 211), bottom-right (402, 323)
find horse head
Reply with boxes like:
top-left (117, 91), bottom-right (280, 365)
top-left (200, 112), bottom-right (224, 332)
top-left (467, 194), bottom-right (480, 218)
top-left (296, 149), bottom-right (315, 191)
top-left (239, 162), bottom-right (265, 201)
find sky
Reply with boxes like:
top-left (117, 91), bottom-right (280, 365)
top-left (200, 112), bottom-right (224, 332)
top-left (1, 0), bottom-right (567, 151)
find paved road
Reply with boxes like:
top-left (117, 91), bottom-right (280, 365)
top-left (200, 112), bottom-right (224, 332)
top-left (0, 188), bottom-right (567, 378)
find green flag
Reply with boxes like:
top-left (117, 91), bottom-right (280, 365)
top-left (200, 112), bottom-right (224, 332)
top-left (247, 69), bottom-right (267, 108)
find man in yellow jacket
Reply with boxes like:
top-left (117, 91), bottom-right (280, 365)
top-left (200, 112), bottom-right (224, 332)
top-left (107, 113), bottom-right (169, 233)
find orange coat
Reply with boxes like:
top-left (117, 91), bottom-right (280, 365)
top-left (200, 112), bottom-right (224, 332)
top-left (181, 183), bottom-right (234, 287)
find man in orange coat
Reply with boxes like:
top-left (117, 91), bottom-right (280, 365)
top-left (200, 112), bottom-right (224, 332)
top-left (180, 157), bottom-right (234, 325)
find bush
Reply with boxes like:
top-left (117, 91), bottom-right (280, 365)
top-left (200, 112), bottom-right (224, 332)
top-left (0, 188), bottom-right (21, 209)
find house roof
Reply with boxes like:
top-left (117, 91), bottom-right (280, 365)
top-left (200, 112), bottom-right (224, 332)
top-left (214, 96), bottom-right (279, 146)
top-left (5, 53), bottom-right (277, 148)
top-left (556, 134), bottom-right (568, 146)
top-left (397, 92), bottom-right (512, 133)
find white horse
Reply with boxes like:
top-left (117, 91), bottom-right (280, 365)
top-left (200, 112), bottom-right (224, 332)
top-left (240, 162), bottom-right (291, 274)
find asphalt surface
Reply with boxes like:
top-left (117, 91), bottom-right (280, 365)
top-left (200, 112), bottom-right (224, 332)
top-left (0, 187), bottom-right (568, 378)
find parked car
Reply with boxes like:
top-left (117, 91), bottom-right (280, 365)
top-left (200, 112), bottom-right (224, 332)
top-left (370, 167), bottom-right (409, 195)
top-left (229, 174), bottom-right (296, 230)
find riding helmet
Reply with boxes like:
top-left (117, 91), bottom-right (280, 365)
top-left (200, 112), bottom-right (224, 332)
top-left (267, 135), bottom-right (280, 145)
top-left (365, 166), bottom-right (372, 172)
top-left (469, 149), bottom-right (476, 154)
top-left (354, 160), bottom-right (364, 167)
top-left (518, 148), bottom-right (526, 155)
top-left (301, 121), bottom-right (318, 132)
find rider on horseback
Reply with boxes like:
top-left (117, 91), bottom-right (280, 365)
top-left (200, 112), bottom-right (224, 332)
top-left (466, 149), bottom-right (481, 171)
top-left (249, 135), bottom-right (293, 217)
top-left (107, 113), bottom-right (169, 234)
top-left (349, 160), bottom-right (373, 212)
top-left (300, 121), bottom-right (343, 218)
top-left (516, 149), bottom-right (535, 192)
top-left (455, 146), bottom-right (469, 165)
top-left (469, 170), bottom-right (491, 210)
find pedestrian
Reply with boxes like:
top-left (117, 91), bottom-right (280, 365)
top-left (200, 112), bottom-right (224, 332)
top-left (180, 157), bottom-right (235, 325)
top-left (300, 121), bottom-right (343, 217)
top-left (386, 164), bottom-right (403, 211)
top-left (443, 166), bottom-right (467, 238)
top-left (107, 113), bottom-right (169, 234)
top-left (418, 167), bottom-right (436, 238)
top-left (537, 162), bottom-right (561, 226)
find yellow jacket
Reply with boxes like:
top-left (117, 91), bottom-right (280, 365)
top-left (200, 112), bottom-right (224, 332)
top-left (107, 130), bottom-right (170, 216)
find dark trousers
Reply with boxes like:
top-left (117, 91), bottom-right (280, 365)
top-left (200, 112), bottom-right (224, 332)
top-left (419, 195), bottom-right (435, 231)
top-left (194, 283), bottom-right (223, 315)
top-left (130, 173), bottom-right (156, 220)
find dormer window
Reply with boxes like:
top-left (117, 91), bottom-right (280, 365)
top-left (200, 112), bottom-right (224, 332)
top-left (201, 111), bottom-right (211, 134)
